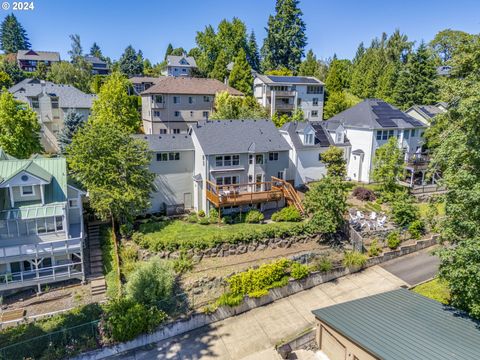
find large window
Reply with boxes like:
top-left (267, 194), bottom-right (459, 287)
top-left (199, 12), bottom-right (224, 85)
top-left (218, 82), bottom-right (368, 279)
top-left (376, 130), bottom-right (395, 141)
top-left (154, 95), bottom-right (163, 103)
top-left (255, 154), bottom-right (264, 164)
top-left (203, 96), bottom-right (210, 102)
top-left (215, 155), bottom-right (240, 167)
top-left (173, 96), bottom-right (180, 104)
top-left (156, 152), bottom-right (180, 161)
top-left (307, 86), bottom-right (323, 94)
top-left (269, 152), bottom-right (279, 161)
top-left (31, 97), bottom-right (39, 109)
top-left (216, 176), bottom-right (239, 186)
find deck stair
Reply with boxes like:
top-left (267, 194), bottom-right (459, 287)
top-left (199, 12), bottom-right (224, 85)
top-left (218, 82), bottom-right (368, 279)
top-left (87, 223), bottom-right (106, 298)
top-left (272, 177), bottom-right (305, 214)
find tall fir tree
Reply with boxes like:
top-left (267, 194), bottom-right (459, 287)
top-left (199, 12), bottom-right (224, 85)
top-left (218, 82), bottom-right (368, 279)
top-left (210, 50), bottom-right (229, 82)
top-left (0, 14), bottom-right (30, 53)
top-left (261, 0), bottom-right (307, 73)
top-left (353, 42), bottom-right (365, 64)
top-left (58, 112), bottom-right (85, 154)
top-left (375, 61), bottom-right (401, 104)
top-left (246, 31), bottom-right (260, 71)
top-left (164, 43), bottom-right (174, 60)
top-left (68, 34), bottom-right (83, 64)
top-left (298, 49), bottom-right (320, 77)
top-left (228, 48), bottom-right (253, 96)
top-left (393, 42), bottom-right (438, 109)
top-left (118, 45), bottom-right (144, 77)
top-left (325, 59), bottom-right (351, 93)
top-left (89, 42), bottom-right (103, 59)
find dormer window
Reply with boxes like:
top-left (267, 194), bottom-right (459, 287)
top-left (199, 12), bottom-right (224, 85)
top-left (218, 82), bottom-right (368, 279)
top-left (335, 131), bottom-right (344, 143)
top-left (304, 133), bottom-right (314, 145)
top-left (21, 185), bottom-right (34, 196)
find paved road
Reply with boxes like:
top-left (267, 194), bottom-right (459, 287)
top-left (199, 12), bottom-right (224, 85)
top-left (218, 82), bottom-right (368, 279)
top-left (109, 266), bottom-right (407, 360)
top-left (380, 247), bottom-right (440, 286)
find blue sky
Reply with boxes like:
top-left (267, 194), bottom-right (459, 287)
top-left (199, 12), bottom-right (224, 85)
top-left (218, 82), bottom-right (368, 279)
top-left (4, 0), bottom-right (480, 63)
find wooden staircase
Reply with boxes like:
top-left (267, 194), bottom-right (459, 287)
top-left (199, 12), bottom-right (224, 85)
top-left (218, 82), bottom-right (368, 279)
top-left (272, 177), bottom-right (305, 214)
top-left (87, 223), bottom-right (106, 298)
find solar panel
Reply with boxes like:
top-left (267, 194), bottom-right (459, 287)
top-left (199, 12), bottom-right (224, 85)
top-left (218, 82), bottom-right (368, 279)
top-left (311, 123), bottom-right (332, 146)
top-left (372, 102), bottom-right (422, 128)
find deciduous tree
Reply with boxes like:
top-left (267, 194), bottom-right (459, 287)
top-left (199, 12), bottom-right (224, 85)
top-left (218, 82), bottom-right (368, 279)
top-left (372, 137), bottom-right (404, 192)
top-left (321, 146), bottom-right (346, 178)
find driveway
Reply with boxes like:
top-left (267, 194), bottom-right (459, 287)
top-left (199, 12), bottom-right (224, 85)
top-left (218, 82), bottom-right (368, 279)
top-left (380, 246), bottom-right (440, 286)
top-left (109, 266), bottom-right (407, 360)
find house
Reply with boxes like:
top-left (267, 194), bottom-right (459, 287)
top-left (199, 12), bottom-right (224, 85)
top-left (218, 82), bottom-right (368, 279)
top-left (162, 54), bottom-right (197, 77)
top-left (83, 55), bottom-right (109, 75)
top-left (312, 288), bottom-right (480, 360)
top-left (15, 50), bottom-right (60, 72)
top-left (436, 65), bottom-right (452, 76)
top-left (254, 75), bottom-right (324, 120)
top-left (9, 79), bottom-right (96, 153)
top-left (406, 103), bottom-right (447, 125)
top-left (129, 76), bottom-right (161, 95)
top-left (324, 99), bottom-right (427, 184)
top-left (139, 119), bottom-right (304, 216)
top-left (280, 121), bottom-right (345, 186)
top-left (141, 77), bottom-right (243, 135)
top-left (0, 151), bottom-right (86, 293)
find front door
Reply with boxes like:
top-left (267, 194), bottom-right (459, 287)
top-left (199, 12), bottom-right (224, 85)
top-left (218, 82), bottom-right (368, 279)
top-left (255, 174), bottom-right (263, 192)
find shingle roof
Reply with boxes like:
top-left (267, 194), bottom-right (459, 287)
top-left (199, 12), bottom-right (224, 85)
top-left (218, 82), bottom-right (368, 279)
top-left (312, 288), bottom-right (480, 360)
top-left (129, 76), bottom-right (162, 85)
top-left (141, 77), bottom-right (243, 96)
top-left (84, 55), bottom-right (108, 67)
top-left (192, 119), bottom-right (291, 155)
top-left (281, 121), bottom-right (334, 150)
top-left (166, 55), bottom-right (197, 68)
top-left (408, 105), bottom-right (444, 120)
top-left (9, 79), bottom-right (95, 109)
top-left (132, 134), bottom-right (194, 152)
top-left (256, 74), bottom-right (324, 85)
top-left (17, 50), bottom-right (60, 62)
top-left (325, 99), bottom-right (425, 131)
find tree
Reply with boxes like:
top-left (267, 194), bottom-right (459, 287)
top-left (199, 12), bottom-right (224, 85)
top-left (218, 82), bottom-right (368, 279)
top-left (125, 257), bottom-right (175, 311)
top-left (211, 91), bottom-right (267, 120)
top-left (265, 67), bottom-right (293, 76)
top-left (246, 31), bottom-right (260, 71)
top-left (271, 112), bottom-right (290, 128)
top-left (89, 42), bottom-right (103, 59)
top-left (353, 42), bottom-right (365, 64)
top-left (325, 59), bottom-right (351, 93)
top-left (0, 56), bottom-right (25, 83)
top-left (298, 50), bottom-right (320, 77)
top-left (0, 14), bottom-right (30, 53)
top-left (0, 70), bottom-right (12, 88)
top-left (0, 90), bottom-right (42, 158)
top-left (89, 72), bottom-right (141, 132)
top-left (321, 146), bottom-right (346, 178)
top-left (209, 50), bottom-right (229, 82)
top-left (195, 25), bottom-right (218, 76)
top-left (67, 120), bottom-right (154, 223)
top-left (33, 61), bottom-right (48, 80)
top-left (375, 61), bottom-right (401, 104)
top-left (393, 42), bottom-right (439, 109)
top-left (261, 0), bottom-right (307, 73)
top-left (58, 111), bottom-right (86, 154)
top-left (372, 137), bottom-right (404, 192)
top-left (323, 91), bottom-right (361, 119)
top-left (430, 29), bottom-right (472, 63)
top-left (228, 48), bottom-right (253, 96)
top-left (68, 34), bottom-right (83, 64)
top-left (47, 61), bottom-right (91, 93)
top-left (164, 43), bottom-right (173, 61)
top-left (304, 176), bottom-right (347, 234)
top-left (118, 45), bottom-right (144, 77)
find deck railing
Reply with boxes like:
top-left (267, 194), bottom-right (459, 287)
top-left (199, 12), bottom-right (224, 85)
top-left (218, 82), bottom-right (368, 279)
top-left (0, 237), bottom-right (82, 261)
top-left (405, 152), bottom-right (430, 166)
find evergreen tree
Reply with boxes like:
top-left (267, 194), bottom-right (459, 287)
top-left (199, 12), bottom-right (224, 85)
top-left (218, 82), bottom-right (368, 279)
top-left (298, 50), bottom-right (320, 77)
top-left (375, 61), bottom-right (401, 103)
top-left (323, 91), bottom-right (361, 119)
top-left (68, 34), bottom-right (83, 64)
top-left (386, 29), bottom-right (412, 63)
top-left (0, 57), bottom-right (24, 83)
top-left (261, 0), bottom-right (307, 73)
top-left (393, 42), bottom-right (438, 109)
top-left (0, 14), bottom-right (30, 53)
top-left (118, 45), bottom-right (144, 77)
top-left (33, 62), bottom-right (48, 80)
top-left (246, 31), bottom-right (260, 71)
top-left (210, 50), bottom-right (229, 82)
top-left (58, 112), bottom-right (85, 154)
top-left (325, 59), bottom-right (351, 93)
top-left (164, 43), bottom-right (174, 60)
top-left (89, 42), bottom-right (103, 59)
top-left (195, 25), bottom-right (219, 76)
top-left (170, 47), bottom-right (186, 56)
top-left (228, 49), bottom-right (253, 96)
top-left (353, 42), bottom-right (365, 64)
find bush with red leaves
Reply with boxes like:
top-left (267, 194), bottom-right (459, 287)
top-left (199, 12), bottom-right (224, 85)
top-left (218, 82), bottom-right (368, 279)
top-left (352, 187), bottom-right (376, 201)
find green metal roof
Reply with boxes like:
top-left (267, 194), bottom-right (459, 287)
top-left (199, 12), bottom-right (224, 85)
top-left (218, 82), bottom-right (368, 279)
top-left (312, 288), bottom-right (480, 360)
top-left (0, 148), bottom-right (16, 161)
top-left (0, 202), bottom-right (65, 220)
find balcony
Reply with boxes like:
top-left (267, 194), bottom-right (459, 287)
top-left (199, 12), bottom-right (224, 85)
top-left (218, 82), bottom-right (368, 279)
top-left (405, 152), bottom-right (430, 170)
top-left (266, 90), bottom-right (296, 97)
top-left (274, 102), bottom-right (295, 110)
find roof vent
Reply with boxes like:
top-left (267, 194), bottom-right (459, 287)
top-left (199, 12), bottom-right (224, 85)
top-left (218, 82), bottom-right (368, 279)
top-left (172, 136), bottom-right (175, 139)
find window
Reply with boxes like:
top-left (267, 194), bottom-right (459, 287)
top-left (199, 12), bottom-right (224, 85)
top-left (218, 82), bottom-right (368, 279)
top-left (173, 96), bottom-right (180, 104)
top-left (169, 152), bottom-right (180, 160)
top-left (304, 133), bottom-right (314, 144)
top-left (318, 153), bottom-right (323, 161)
top-left (313, 98), bottom-right (319, 106)
top-left (389, 130), bottom-right (394, 138)
top-left (203, 96), bottom-right (210, 102)
top-left (248, 175), bottom-right (253, 183)
top-left (215, 155), bottom-right (240, 167)
top-left (272, 86), bottom-right (288, 91)
top-left (173, 129), bottom-right (180, 134)
top-left (157, 153), bottom-right (168, 161)
top-left (411, 129), bottom-right (416, 137)
top-left (216, 176), bottom-right (239, 186)
top-left (153, 110), bottom-right (161, 117)
top-left (159, 129), bottom-right (167, 134)
top-left (376, 130), bottom-right (395, 141)
top-left (188, 96), bottom-right (194, 104)
top-left (307, 86), bottom-right (323, 94)
top-left (51, 97), bottom-right (59, 109)
top-left (255, 154), bottom-right (264, 164)
top-left (182, 69), bottom-right (187, 73)
top-left (174, 111), bottom-right (180, 117)
top-left (277, 171), bottom-right (284, 179)
top-left (190, 111), bottom-right (194, 117)
top-left (404, 129), bottom-right (410, 139)
top-left (69, 199), bottom-right (78, 208)
top-left (31, 97), bottom-right (39, 109)
top-left (21, 185), bottom-right (34, 196)
top-left (269, 152), bottom-right (279, 161)
top-left (297, 98), bottom-right (302, 106)
top-left (203, 111), bottom-right (209, 118)
top-left (249, 154), bottom-right (253, 164)
top-left (154, 95), bottom-right (163, 103)
top-left (311, 110), bottom-right (318, 117)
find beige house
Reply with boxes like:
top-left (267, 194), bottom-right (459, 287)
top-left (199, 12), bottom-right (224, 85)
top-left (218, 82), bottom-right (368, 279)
top-left (141, 77), bottom-right (243, 134)
top-left (9, 79), bottom-right (95, 153)
top-left (15, 50), bottom-right (60, 72)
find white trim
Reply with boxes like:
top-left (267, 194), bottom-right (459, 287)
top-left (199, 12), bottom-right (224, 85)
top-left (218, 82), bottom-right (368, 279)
top-left (21, 185), bottom-right (35, 197)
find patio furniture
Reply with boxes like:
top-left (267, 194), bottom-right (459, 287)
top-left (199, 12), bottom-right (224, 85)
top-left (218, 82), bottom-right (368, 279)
top-left (356, 211), bottom-right (364, 219)
top-left (377, 215), bottom-right (387, 229)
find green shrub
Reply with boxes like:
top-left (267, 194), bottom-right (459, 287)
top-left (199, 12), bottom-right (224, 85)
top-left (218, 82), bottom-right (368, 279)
top-left (171, 253), bottom-right (193, 274)
top-left (125, 257), bottom-right (175, 311)
top-left (368, 239), bottom-right (382, 257)
top-left (245, 210), bottom-right (264, 223)
top-left (198, 210), bottom-right (206, 217)
top-left (314, 257), bottom-right (333, 272)
top-left (186, 213), bottom-right (198, 223)
top-left (342, 251), bottom-right (367, 268)
top-left (271, 206), bottom-right (302, 222)
top-left (101, 298), bottom-right (166, 343)
top-left (119, 222), bottom-right (134, 238)
top-left (208, 208), bottom-right (219, 223)
top-left (248, 289), bottom-right (269, 298)
top-left (290, 262), bottom-right (310, 280)
top-left (119, 242), bottom-right (138, 278)
top-left (221, 216), bottom-right (233, 224)
top-left (131, 232), bottom-right (146, 246)
top-left (198, 217), bottom-right (210, 225)
top-left (216, 292), bottom-right (244, 307)
top-left (391, 197), bottom-right (419, 227)
top-left (386, 231), bottom-right (401, 249)
top-left (408, 219), bottom-right (425, 239)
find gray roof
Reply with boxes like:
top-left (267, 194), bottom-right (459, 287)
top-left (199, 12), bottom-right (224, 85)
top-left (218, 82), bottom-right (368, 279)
top-left (325, 99), bottom-right (426, 131)
top-left (256, 74), bottom-right (324, 85)
top-left (281, 121), bottom-right (334, 150)
top-left (17, 50), bottom-right (60, 62)
top-left (407, 105), bottom-right (444, 120)
top-left (313, 288), bottom-right (480, 360)
top-left (166, 55), bottom-right (197, 68)
top-left (133, 134), bottom-right (194, 152)
top-left (192, 119), bottom-right (291, 155)
top-left (9, 79), bottom-right (95, 109)
top-left (437, 65), bottom-right (452, 76)
top-left (84, 55), bottom-right (107, 66)
top-left (129, 76), bottom-right (161, 85)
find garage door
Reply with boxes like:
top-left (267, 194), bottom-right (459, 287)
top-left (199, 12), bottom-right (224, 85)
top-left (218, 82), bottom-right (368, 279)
top-left (321, 326), bottom-right (346, 360)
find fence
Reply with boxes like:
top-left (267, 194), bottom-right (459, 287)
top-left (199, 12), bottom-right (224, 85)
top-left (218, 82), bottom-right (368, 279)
top-left (0, 320), bottom-right (100, 360)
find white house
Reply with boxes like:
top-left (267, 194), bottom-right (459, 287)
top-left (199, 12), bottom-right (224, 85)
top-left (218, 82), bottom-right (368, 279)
top-left (406, 103), bottom-right (447, 125)
top-left (254, 75), bottom-right (324, 120)
top-left (162, 54), bottom-right (197, 77)
top-left (324, 99), bottom-right (427, 183)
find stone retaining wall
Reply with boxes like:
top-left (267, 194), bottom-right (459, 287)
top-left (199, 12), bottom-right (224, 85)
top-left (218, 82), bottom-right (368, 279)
top-left (75, 235), bottom-right (438, 360)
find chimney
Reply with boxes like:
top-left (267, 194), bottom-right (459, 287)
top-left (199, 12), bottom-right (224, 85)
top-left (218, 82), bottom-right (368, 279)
top-left (40, 80), bottom-right (46, 94)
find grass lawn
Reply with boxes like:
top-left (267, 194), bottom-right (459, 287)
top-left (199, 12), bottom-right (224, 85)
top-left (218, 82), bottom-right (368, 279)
top-left (412, 278), bottom-right (450, 304)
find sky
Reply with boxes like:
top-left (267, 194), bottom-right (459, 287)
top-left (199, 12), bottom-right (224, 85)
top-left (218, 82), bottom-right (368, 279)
top-left (4, 0), bottom-right (480, 63)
